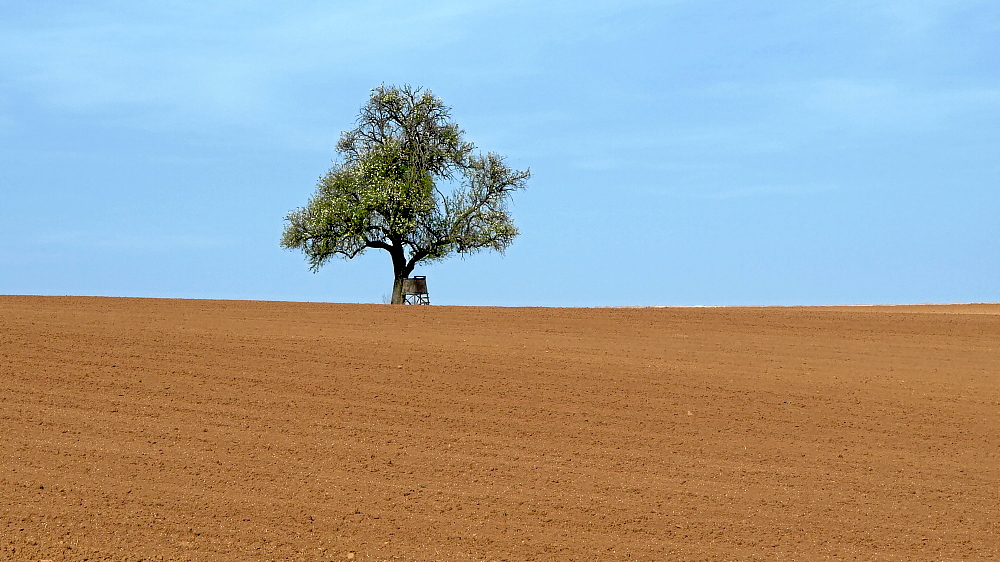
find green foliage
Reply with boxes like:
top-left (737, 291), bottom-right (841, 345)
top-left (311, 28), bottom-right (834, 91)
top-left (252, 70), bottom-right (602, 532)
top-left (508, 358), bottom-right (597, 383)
top-left (281, 85), bottom-right (529, 299)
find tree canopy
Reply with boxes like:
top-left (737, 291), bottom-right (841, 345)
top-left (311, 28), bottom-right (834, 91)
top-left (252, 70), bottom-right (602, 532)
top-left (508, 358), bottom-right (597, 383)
top-left (281, 85), bottom-right (530, 304)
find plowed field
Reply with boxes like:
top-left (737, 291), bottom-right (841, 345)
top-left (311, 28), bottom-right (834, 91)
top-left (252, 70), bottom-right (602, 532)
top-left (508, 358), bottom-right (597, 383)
top-left (2, 296), bottom-right (998, 561)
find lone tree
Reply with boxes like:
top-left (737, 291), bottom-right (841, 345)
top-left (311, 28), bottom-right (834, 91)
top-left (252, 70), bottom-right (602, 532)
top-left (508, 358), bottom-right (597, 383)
top-left (281, 85), bottom-right (530, 304)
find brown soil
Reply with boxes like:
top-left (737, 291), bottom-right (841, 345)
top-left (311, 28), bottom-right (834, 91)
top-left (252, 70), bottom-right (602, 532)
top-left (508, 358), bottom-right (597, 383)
top-left (2, 296), bottom-right (998, 561)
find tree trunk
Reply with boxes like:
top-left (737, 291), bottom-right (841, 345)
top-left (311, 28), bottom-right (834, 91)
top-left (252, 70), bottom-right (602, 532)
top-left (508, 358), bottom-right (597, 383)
top-left (391, 276), bottom-right (405, 305)
top-left (388, 242), bottom-right (408, 305)
top-left (388, 242), bottom-right (418, 305)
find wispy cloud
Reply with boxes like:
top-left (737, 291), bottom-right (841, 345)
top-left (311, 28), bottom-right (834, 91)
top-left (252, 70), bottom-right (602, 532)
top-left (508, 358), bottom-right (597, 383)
top-left (698, 78), bottom-right (1000, 135)
top-left (868, 0), bottom-right (975, 36)
top-left (0, 2), bottom-right (486, 137)
top-left (696, 183), bottom-right (836, 200)
top-left (0, 1), bottom-right (621, 150)
top-left (34, 231), bottom-right (231, 252)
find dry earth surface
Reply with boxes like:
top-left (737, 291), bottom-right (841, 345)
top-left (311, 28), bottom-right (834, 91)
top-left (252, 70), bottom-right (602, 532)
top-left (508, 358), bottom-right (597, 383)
top-left (2, 295), bottom-right (998, 561)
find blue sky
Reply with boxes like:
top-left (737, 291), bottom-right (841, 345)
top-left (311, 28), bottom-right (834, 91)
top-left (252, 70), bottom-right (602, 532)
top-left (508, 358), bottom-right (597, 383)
top-left (2, 1), bottom-right (998, 306)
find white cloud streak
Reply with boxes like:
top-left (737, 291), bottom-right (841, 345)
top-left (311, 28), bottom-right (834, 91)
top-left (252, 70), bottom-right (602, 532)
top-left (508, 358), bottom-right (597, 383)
top-left (34, 230), bottom-right (231, 252)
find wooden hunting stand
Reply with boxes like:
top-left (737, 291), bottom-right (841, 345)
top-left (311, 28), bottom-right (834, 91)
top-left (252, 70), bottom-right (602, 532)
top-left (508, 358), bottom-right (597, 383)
top-left (401, 276), bottom-right (430, 305)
